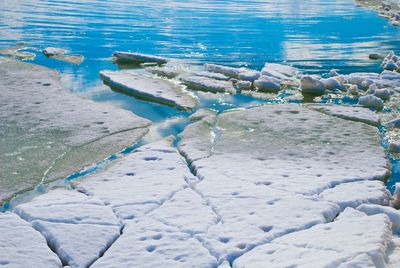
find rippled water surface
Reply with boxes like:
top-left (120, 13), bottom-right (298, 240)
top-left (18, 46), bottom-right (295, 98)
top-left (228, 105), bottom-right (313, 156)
top-left (2, 0), bottom-right (400, 86)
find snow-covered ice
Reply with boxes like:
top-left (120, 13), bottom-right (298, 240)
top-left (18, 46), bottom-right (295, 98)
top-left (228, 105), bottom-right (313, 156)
top-left (0, 59), bottom-right (150, 202)
top-left (306, 104), bottom-right (381, 126)
top-left (180, 75), bottom-right (235, 94)
top-left (0, 212), bottom-right (62, 268)
top-left (14, 188), bottom-right (121, 268)
top-left (100, 70), bottom-right (198, 111)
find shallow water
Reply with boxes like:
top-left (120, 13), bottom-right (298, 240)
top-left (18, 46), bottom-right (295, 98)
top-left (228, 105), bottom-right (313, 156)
top-left (1, 0), bottom-right (400, 204)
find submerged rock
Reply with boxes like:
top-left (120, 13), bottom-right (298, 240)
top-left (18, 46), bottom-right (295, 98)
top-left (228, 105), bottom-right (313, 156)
top-left (113, 51), bottom-right (168, 64)
top-left (300, 76), bottom-right (326, 95)
top-left (0, 60), bottom-right (150, 202)
top-left (0, 45), bottom-right (36, 60)
top-left (179, 75), bottom-right (235, 94)
top-left (100, 70), bottom-right (197, 111)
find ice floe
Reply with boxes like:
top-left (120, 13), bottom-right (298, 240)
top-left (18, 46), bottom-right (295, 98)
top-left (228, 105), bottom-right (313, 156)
top-left (180, 75), bottom-right (235, 94)
top-left (100, 70), bottom-right (198, 111)
top-left (113, 51), bottom-right (168, 64)
top-left (0, 59), bottom-right (150, 202)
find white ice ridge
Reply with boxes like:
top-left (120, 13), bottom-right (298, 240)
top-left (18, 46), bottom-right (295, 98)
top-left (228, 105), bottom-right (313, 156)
top-left (100, 70), bottom-right (198, 111)
top-left (113, 51), bottom-right (168, 64)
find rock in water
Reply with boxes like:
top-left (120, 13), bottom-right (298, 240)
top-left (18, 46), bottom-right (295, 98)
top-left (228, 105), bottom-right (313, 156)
top-left (113, 51), bottom-right (168, 64)
top-left (100, 70), bottom-right (198, 111)
top-left (0, 59), bottom-right (150, 202)
top-left (358, 95), bottom-right (384, 110)
top-left (300, 76), bottom-right (326, 95)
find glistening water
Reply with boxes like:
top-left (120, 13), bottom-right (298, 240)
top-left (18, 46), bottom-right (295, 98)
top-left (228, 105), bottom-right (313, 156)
top-left (1, 0), bottom-right (400, 201)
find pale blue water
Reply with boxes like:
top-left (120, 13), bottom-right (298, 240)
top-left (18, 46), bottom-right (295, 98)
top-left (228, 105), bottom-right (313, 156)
top-left (1, 0), bottom-right (400, 195)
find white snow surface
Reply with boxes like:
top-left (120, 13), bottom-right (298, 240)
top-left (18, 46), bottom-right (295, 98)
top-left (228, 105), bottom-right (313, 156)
top-left (0, 212), bottom-right (62, 268)
top-left (234, 213), bottom-right (392, 268)
top-left (14, 188), bottom-right (121, 268)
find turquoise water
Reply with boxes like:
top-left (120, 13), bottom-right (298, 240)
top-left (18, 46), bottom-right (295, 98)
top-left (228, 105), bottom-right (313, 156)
top-left (1, 0), bottom-right (400, 195)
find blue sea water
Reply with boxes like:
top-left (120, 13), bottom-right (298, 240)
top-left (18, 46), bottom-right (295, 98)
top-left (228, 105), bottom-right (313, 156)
top-left (1, 0), bottom-right (400, 196)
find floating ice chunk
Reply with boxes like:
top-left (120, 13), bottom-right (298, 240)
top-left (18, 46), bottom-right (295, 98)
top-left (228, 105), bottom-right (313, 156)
top-left (191, 71), bottom-right (230, 81)
top-left (204, 63), bottom-right (243, 78)
top-left (305, 104), bottom-right (381, 126)
top-left (374, 88), bottom-right (392, 100)
top-left (358, 95), bottom-right (384, 110)
top-left (300, 76), bottom-right (326, 95)
top-left (254, 76), bottom-right (281, 92)
top-left (330, 69), bottom-right (340, 77)
top-left (383, 59), bottom-right (399, 71)
top-left (113, 51), bottom-right (168, 64)
top-left (319, 180), bottom-right (390, 211)
top-left (145, 66), bottom-right (182, 78)
top-left (180, 75), bottom-right (235, 94)
top-left (321, 77), bottom-right (346, 91)
top-left (238, 71), bottom-right (261, 82)
top-left (91, 217), bottom-right (218, 268)
top-left (43, 47), bottom-right (68, 57)
top-left (381, 70), bottom-right (400, 80)
top-left (263, 63), bottom-right (297, 77)
top-left (357, 204), bottom-right (400, 232)
top-left (234, 213), bottom-right (391, 267)
top-left (100, 70), bottom-right (197, 111)
top-left (0, 212), bottom-right (62, 268)
top-left (235, 80), bottom-right (252, 91)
